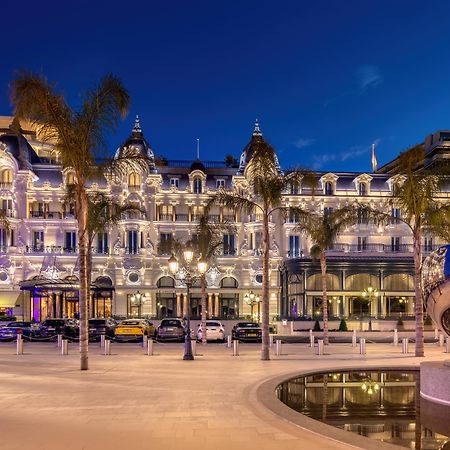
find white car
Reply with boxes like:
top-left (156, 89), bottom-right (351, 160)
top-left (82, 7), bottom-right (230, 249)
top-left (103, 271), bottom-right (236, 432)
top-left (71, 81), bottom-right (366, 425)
top-left (197, 321), bottom-right (225, 342)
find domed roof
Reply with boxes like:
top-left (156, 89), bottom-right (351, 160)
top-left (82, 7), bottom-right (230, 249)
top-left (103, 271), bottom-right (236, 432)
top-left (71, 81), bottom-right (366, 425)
top-left (190, 159), bottom-right (206, 172)
top-left (115, 116), bottom-right (156, 172)
top-left (236, 119), bottom-right (280, 175)
top-left (0, 120), bottom-right (42, 169)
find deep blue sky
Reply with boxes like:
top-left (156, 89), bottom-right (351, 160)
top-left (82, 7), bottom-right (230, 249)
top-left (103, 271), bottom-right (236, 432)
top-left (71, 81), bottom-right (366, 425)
top-left (2, 0), bottom-right (450, 171)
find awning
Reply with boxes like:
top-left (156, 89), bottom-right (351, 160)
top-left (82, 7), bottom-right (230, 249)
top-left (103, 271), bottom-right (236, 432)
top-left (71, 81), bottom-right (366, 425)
top-left (0, 291), bottom-right (21, 308)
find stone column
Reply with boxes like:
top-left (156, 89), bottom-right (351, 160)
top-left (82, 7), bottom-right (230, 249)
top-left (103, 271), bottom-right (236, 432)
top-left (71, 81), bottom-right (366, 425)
top-left (208, 293), bottom-right (213, 319)
top-left (214, 293), bottom-right (220, 317)
top-left (182, 293), bottom-right (188, 319)
top-left (407, 298), bottom-right (414, 315)
top-left (176, 293), bottom-right (182, 317)
top-left (379, 294), bottom-right (386, 317)
top-left (343, 295), bottom-right (349, 318)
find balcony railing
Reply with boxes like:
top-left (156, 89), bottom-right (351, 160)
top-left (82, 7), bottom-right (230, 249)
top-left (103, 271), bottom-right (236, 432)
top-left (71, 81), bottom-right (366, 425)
top-left (0, 209), bottom-right (14, 218)
top-left (46, 211), bottom-right (62, 219)
top-left (159, 214), bottom-right (173, 221)
top-left (222, 214), bottom-right (236, 222)
top-left (0, 182), bottom-right (12, 189)
top-left (121, 212), bottom-right (146, 220)
top-left (30, 211), bottom-right (44, 218)
top-left (208, 214), bottom-right (220, 223)
top-left (175, 214), bottom-right (189, 222)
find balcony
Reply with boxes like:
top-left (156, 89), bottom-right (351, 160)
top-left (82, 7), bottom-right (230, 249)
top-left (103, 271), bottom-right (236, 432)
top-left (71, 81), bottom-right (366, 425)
top-left (222, 249), bottom-right (237, 256)
top-left (0, 182), bottom-right (12, 189)
top-left (124, 248), bottom-right (141, 255)
top-left (222, 214), bottom-right (236, 222)
top-left (46, 211), bottom-right (62, 219)
top-left (0, 209), bottom-right (14, 218)
top-left (29, 211), bottom-right (44, 218)
top-left (159, 214), bottom-right (173, 221)
top-left (121, 212), bottom-right (146, 220)
top-left (208, 214), bottom-right (220, 223)
top-left (92, 247), bottom-right (109, 255)
top-left (175, 214), bottom-right (189, 222)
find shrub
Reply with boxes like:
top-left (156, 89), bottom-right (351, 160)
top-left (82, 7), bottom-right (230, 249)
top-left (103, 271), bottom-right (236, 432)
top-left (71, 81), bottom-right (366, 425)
top-left (338, 318), bottom-right (348, 332)
top-left (313, 319), bottom-right (321, 332)
top-left (397, 317), bottom-right (404, 329)
top-left (0, 315), bottom-right (15, 321)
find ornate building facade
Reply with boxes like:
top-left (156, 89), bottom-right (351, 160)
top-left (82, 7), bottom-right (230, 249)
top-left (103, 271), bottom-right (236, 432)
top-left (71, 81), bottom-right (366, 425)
top-left (0, 115), bottom-right (448, 322)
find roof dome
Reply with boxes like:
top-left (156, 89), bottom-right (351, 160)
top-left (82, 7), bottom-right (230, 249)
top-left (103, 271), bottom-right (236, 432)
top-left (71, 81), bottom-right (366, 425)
top-left (115, 116), bottom-right (156, 172)
top-left (190, 159), bottom-right (206, 172)
top-left (236, 119), bottom-right (280, 175)
top-left (0, 120), bottom-right (42, 169)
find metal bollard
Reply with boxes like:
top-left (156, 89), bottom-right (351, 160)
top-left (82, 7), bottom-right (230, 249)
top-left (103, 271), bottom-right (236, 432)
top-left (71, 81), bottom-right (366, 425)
top-left (439, 334), bottom-right (445, 347)
top-left (402, 337), bottom-right (409, 354)
top-left (16, 334), bottom-right (23, 355)
top-left (232, 340), bottom-right (239, 356)
top-left (275, 339), bottom-right (282, 356)
top-left (61, 339), bottom-right (68, 355)
top-left (142, 334), bottom-right (148, 348)
top-left (435, 328), bottom-right (439, 340)
top-left (100, 334), bottom-right (105, 348)
top-left (57, 334), bottom-right (63, 348)
top-left (104, 339), bottom-right (111, 356)
top-left (191, 340), bottom-right (197, 356)
top-left (317, 339), bottom-right (324, 355)
top-left (147, 339), bottom-right (154, 356)
top-left (310, 335), bottom-right (315, 348)
top-left (352, 330), bottom-right (357, 348)
top-left (393, 329), bottom-right (398, 346)
top-left (359, 338), bottom-right (366, 355)
top-left (269, 334), bottom-right (274, 347)
top-left (446, 337), bottom-right (450, 353)
top-left (226, 335), bottom-right (232, 348)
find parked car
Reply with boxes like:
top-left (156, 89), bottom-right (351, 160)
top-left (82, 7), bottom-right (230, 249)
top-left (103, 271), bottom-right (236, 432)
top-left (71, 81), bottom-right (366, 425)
top-left (39, 318), bottom-right (79, 338)
top-left (156, 318), bottom-right (186, 342)
top-left (0, 321), bottom-right (39, 340)
top-left (88, 318), bottom-right (116, 341)
top-left (232, 322), bottom-right (262, 342)
top-left (197, 321), bottom-right (225, 342)
top-left (114, 319), bottom-right (155, 341)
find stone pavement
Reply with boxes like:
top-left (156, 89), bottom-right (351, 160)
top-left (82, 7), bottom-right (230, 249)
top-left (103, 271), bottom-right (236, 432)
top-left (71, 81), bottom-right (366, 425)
top-left (0, 340), bottom-right (448, 450)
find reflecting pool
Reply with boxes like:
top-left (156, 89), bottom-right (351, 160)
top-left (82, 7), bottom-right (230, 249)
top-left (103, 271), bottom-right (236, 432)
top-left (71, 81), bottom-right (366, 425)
top-left (277, 370), bottom-right (450, 449)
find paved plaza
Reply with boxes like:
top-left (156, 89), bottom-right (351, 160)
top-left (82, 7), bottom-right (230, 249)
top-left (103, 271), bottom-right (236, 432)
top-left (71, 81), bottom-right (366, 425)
top-left (0, 340), bottom-right (448, 450)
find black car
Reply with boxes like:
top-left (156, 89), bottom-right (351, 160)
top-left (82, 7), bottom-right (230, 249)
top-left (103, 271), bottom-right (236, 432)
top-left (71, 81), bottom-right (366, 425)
top-left (88, 318), bottom-right (116, 341)
top-left (232, 322), bottom-right (262, 342)
top-left (0, 321), bottom-right (39, 340)
top-left (39, 318), bottom-right (79, 339)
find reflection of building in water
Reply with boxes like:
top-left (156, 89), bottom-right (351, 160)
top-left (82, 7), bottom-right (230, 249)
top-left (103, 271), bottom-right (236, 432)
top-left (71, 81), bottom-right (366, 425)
top-left (277, 370), bottom-right (449, 449)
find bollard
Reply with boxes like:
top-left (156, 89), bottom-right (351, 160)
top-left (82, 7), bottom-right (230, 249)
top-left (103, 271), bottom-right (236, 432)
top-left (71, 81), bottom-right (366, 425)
top-left (191, 340), bottom-right (197, 356)
top-left (226, 335), bottom-right (232, 348)
top-left (275, 339), bottom-right (282, 356)
top-left (269, 334), bottom-right (274, 347)
top-left (100, 334), bottom-right (105, 348)
top-left (446, 337), bottom-right (450, 354)
top-left (359, 338), bottom-right (366, 355)
top-left (402, 337), bottom-right (409, 354)
top-left (61, 339), bottom-right (68, 355)
top-left (317, 339), bottom-right (324, 355)
top-left (147, 338), bottom-right (154, 356)
top-left (16, 334), bottom-right (23, 355)
top-left (232, 340), bottom-right (239, 356)
top-left (104, 339), bottom-right (111, 356)
top-left (57, 334), bottom-right (63, 348)
top-left (439, 334), bottom-right (445, 347)
top-left (435, 328), bottom-right (439, 340)
top-left (142, 334), bottom-right (148, 348)
top-left (310, 335), bottom-right (315, 348)
top-left (352, 330), bottom-right (357, 348)
top-left (393, 329), bottom-right (398, 346)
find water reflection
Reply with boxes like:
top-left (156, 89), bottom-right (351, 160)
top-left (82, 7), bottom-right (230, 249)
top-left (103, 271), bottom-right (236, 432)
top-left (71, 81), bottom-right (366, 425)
top-left (277, 370), bottom-right (450, 449)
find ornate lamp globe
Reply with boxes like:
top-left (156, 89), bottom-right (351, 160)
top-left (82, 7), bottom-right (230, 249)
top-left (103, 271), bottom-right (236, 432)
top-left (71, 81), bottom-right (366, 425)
top-left (168, 253), bottom-right (179, 274)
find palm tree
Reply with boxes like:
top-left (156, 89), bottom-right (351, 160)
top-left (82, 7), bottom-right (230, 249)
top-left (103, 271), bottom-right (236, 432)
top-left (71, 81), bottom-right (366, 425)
top-left (187, 215), bottom-right (234, 344)
top-left (296, 206), bottom-right (361, 345)
top-left (207, 134), bottom-right (306, 360)
top-left (11, 72), bottom-right (146, 369)
top-left (363, 145), bottom-right (450, 357)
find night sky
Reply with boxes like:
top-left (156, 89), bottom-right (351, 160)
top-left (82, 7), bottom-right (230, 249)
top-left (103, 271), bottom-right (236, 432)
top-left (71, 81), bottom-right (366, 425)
top-left (2, 0), bottom-right (450, 171)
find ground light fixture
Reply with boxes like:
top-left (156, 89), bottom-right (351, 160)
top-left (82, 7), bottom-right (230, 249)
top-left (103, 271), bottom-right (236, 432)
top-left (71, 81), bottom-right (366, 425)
top-left (168, 250), bottom-right (207, 360)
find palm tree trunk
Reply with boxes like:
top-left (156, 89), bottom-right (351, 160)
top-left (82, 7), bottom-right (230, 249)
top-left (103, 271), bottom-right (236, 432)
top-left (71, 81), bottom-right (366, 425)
top-left (77, 187), bottom-right (89, 370)
top-left (201, 274), bottom-right (207, 345)
top-left (261, 212), bottom-right (270, 360)
top-left (320, 251), bottom-right (329, 345)
top-left (86, 241), bottom-right (92, 319)
top-left (413, 227), bottom-right (424, 357)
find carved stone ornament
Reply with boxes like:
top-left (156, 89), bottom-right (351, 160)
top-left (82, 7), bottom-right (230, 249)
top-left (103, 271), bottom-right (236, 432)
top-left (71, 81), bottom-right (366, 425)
top-left (205, 266), bottom-right (221, 288)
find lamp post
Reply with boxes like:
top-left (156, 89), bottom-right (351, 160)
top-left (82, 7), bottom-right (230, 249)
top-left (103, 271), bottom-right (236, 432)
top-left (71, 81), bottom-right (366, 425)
top-left (361, 286), bottom-right (378, 331)
top-left (129, 291), bottom-right (149, 317)
top-left (168, 248), bottom-right (207, 361)
top-left (244, 291), bottom-right (261, 322)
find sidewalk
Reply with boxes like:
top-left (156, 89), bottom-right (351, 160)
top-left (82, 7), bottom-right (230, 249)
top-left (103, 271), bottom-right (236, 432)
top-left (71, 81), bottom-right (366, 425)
top-left (0, 341), bottom-right (447, 450)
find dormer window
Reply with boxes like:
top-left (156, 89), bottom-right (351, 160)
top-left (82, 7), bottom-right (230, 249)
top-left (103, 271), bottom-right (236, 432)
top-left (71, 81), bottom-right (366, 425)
top-left (216, 179), bottom-right (225, 189)
top-left (193, 177), bottom-right (202, 194)
top-left (325, 181), bottom-right (334, 195)
top-left (290, 181), bottom-right (300, 195)
top-left (128, 173), bottom-right (141, 191)
top-left (170, 178), bottom-right (179, 188)
top-left (0, 169), bottom-right (12, 188)
top-left (359, 183), bottom-right (367, 196)
top-left (66, 172), bottom-right (76, 186)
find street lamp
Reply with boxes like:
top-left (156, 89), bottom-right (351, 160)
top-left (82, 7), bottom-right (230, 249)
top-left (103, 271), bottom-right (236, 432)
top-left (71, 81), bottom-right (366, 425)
top-left (129, 290), bottom-right (149, 317)
top-left (244, 291), bottom-right (261, 322)
top-left (361, 286), bottom-right (378, 331)
top-left (168, 250), bottom-right (207, 360)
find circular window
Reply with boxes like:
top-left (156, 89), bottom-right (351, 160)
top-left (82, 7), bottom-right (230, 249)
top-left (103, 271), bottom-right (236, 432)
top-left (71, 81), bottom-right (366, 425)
top-left (127, 272), bottom-right (140, 284)
top-left (0, 271), bottom-right (8, 282)
top-left (255, 274), bottom-right (263, 284)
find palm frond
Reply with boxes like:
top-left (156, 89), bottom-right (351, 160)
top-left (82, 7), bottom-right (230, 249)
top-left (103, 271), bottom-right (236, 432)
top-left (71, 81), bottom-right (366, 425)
top-left (207, 189), bottom-right (259, 215)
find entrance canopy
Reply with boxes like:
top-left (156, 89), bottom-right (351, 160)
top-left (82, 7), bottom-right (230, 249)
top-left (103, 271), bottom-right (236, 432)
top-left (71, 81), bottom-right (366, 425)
top-left (0, 290), bottom-right (21, 307)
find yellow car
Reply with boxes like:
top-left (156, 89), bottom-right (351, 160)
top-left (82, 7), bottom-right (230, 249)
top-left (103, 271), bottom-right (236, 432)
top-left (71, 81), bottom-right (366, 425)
top-left (115, 319), bottom-right (156, 341)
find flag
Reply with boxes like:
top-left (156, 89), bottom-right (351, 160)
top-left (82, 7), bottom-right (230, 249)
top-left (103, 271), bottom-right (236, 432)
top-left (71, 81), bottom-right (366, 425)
top-left (371, 143), bottom-right (377, 172)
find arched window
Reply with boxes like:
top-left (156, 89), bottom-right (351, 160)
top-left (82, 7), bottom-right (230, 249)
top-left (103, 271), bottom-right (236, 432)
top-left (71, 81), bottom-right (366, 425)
top-left (306, 273), bottom-right (340, 290)
top-left (193, 177), bottom-right (202, 194)
top-left (128, 173), bottom-right (141, 191)
top-left (383, 274), bottom-right (414, 291)
top-left (345, 273), bottom-right (378, 291)
top-left (358, 183), bottom-right (367, 196)
top-left (220, 277), bottom-right (239, 288)
top-left (66, 172), bottom-right (76, 186)
top-left (0, 169), bottom-right (12, 187)
top-left (157, 276), bottom-right (175, 288)
top-left (325, 181), bottom-right (334, 195)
